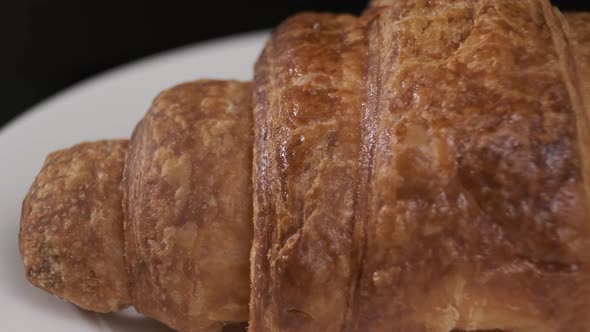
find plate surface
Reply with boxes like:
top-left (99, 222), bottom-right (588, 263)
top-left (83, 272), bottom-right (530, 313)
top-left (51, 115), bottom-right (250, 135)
top-left (0, 31), bottom-right (268, 331)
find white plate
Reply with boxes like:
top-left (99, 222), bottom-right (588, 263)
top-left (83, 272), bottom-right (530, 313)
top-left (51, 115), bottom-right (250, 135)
top-left (0, 31), bottom-right (269, 331)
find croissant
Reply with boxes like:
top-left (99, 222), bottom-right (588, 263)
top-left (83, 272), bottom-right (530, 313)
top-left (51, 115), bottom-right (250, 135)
top-left (18, 1), bottom-right (590, 331)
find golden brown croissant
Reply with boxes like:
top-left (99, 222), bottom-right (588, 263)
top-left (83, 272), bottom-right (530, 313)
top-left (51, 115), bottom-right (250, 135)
top-left (18, 1), bottom-right (590, 331)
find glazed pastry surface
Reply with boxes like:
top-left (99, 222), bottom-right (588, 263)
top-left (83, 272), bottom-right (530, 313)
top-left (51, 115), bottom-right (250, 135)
top-left (250, 13), bottom-right (366, 332)
top-left (123, 80), bottom-right (253, 332)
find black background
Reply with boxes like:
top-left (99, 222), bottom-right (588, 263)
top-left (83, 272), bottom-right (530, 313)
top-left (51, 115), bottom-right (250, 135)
top-left (3, 0), bottom-right (590, 129)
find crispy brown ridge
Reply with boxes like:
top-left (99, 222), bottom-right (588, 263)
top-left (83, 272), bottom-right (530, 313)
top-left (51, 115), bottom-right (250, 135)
top-left (250, 12), bottom-right (366, 332)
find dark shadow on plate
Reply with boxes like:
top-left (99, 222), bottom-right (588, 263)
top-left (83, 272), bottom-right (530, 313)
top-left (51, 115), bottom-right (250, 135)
top-left (77, 307), bottom-right (172, 331)
top-left (223, 322), bottom-right (248, 332)
top-left (78, 308), bottom-right (249, 332)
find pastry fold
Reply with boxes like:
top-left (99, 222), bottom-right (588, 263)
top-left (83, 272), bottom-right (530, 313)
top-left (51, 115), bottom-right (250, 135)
top-left (20, 140), bottom-right (130, 313)
top-left (250, 13), bottom-right (366, 332)
top-left (123, 80), bottom-right (253, 332)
